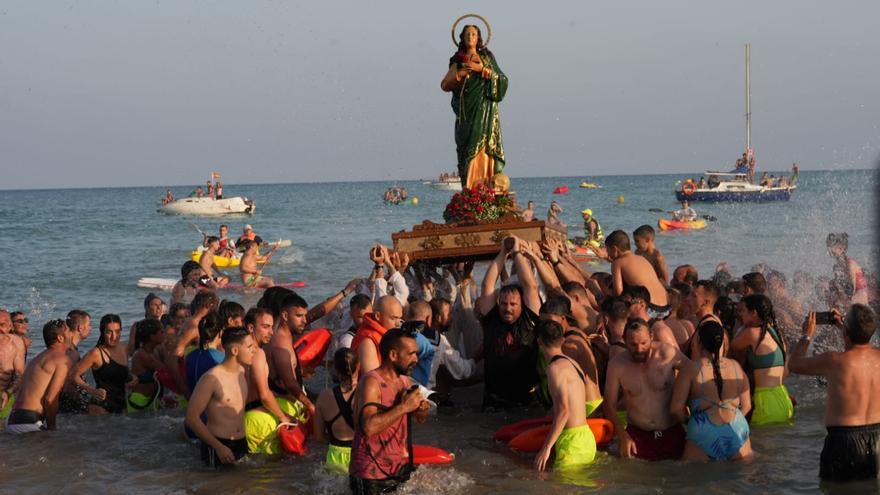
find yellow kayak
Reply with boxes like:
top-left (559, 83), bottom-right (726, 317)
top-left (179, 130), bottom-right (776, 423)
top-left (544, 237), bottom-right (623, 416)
top-left (579, 182), bottom-right (601, 189)
top-left (190, 250), bottom-right (269, 268)
top-left (657, 218), bottom-right (708, 231)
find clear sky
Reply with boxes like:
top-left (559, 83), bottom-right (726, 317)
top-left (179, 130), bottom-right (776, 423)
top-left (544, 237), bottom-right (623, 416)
top-left (1, 1), bottom-right (877, 189)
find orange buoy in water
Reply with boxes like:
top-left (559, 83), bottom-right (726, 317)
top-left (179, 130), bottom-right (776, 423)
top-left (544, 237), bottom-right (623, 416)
top-left (413, 444), bottom-right (455, 465)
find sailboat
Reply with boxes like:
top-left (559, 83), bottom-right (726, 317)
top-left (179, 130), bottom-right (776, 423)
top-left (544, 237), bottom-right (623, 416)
top-left (674, 44), bottom-right (796, 202)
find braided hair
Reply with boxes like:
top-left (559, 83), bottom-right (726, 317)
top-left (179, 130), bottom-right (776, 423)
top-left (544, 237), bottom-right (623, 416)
top-left (742, 294), bottom-right (786, 362)
top-left (697, 320), bottom-right (726, 398)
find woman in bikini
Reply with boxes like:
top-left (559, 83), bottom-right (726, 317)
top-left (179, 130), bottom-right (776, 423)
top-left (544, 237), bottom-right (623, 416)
top-left (313, 348), bottom-right (359, 474)
top-left (73, 314), bottom-right (133, 415)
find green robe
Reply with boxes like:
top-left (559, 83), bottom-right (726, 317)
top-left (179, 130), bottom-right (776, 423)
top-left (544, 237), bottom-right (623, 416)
top-left (450, 51), bottom-right (508, 186)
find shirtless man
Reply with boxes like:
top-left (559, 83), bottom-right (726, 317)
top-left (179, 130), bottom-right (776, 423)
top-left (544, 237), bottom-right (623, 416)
top-left (534, 320), bottom-right (595, 471)
top-left (239, 240), bottom-right (276, 288)
top-left (665, 287), bottom-right (695, 353)
top-left (605, 230), bottom-right (670, 318)
top-left (5, 320), bottom-right (72, 433)
top-left (538, 297), bottom-right (603, 417)
top-left (186, 327), bottom-right (255, 467)
top-left (603, 319), bottom-right (687, 461)
top-left (621, 285), bottom-right (677, 348)
top-left (521, 201), bottom-right (536, 222)
top-left (59, 310), bottom-right (91, 414)
top-left (352, 295), bottom-right (405, 375)
top-left (199, 236), bottom-right (229, 288)
top-left (632, 225), bottom-right (669, 284)
top-left (266, 293), bottom-right (315, 417)
top-left (0, 310), bottom-right (26, 419)
top-left (242, 308), bottom-right (293, 454)
top-left (790, 306), bottom-right (880, 481)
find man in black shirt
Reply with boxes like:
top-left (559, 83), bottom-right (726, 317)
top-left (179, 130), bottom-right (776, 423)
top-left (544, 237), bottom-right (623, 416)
top-left (476, 237), bottom-right (542, 409)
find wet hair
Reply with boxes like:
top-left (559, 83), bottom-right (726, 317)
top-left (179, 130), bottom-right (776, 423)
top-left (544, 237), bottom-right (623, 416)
top-left (604, 230), bottom-right (630, 252)
top-left (257, 286), bottom-right (294, 319)
top-left (498, 284), bottom-right (524, 300)
top-left (694, 280), bottom-right (720, 303)
top-left (632, 225), bottom-right (655, 240)
top-left (97, 314), bottom-right (122, 347)
top-left (180, 260), bottom-right (201, 280)
top-left (190, 290), bottom-right (218, 314)
top-left (826, 232), bottom-right (849, 251)
top-left (405, 300), bottom-right (432, 323)
top-left (741, 294), bottom-right (785, 362)
top-left (244, 307), bottom-right (272, 328)
top-left (42, 319), bottom-right (68, 347)
top-left (206, 235), bottom-right (219, 245)
top-left (144, 293), bottom-right (163, 311)
top-left (622, 285), bottom-right (651, 305)
top-left (218, 300), bottom-right (245, 327)
top-left (535, 319), bottom-right (565, 346)
top-left (624, 317), bottom-right (650, 338)
top-left (540, 296), bottom-right (571, 317)
top-left (279, 293), bottom-right (309, 312)
top-left (684, 270), bottom-right (699, 286)
top-left (221, 326), bottom-right (249, 349)
top-left (134, 318), bottom-right (162, 349)
top-left (742, 272), bottom-right (767, 295)
top-left (713, 296), bottom-right (738, 339)
top-left (350, 293), bottom-right (372, 311)
top-left (198, 312), bottom-right (223, 349)
top-left (379, 327), bottom-right (416, 361)
top-left (600, 296), bottom-right (629, 321)
top-left (697, 320), bottom-right (726, 398)
top-left (333, 348), bottom-right (356, 388)
top-left (846, 304), bottom-right (876, 344)
top-left (561, 281), bottom-right (589, 300)
top-left (66, 309), bottom-right (91, 331)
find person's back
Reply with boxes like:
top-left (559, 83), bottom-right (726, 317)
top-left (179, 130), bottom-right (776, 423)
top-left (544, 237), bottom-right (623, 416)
top-left (826, 346), bottom-right (880, 426)
top-left (608, 231), bottom-right (669, 311)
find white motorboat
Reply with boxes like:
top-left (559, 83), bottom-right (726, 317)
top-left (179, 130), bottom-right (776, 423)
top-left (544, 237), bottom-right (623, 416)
top-left (158, 196), bottom-right (255, 216)
top-left (428, 177), bottom-right (463, 191)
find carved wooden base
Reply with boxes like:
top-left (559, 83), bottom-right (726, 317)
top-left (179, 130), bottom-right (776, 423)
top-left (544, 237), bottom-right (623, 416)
top-left (392, 219), bottom-right (568, 263)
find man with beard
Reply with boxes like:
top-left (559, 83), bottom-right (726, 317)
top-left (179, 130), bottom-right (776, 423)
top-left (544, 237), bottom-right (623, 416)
top-left (242, 307), bottom-right (293, 454)
top-left (266, 293), bottom-right (314, 418)
top-left (476, 237), bottom-right (541, 410)
top-left (603, 318), bottom-right (687, 461)
top-left (621, 285), bottom-right (677, 349)
top-left (350, 328), bottom-right (429, 494)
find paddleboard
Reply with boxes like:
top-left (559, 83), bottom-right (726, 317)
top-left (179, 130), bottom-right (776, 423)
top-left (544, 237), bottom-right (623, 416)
top-left (137, 277), bottom-right (306, 291)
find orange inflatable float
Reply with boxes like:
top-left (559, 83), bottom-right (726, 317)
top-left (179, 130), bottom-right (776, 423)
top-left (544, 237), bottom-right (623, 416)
top-left (293, 328), bottom-right (332, 370)
top-left (493, 417), bottom-right (552, 443)
top-left (507, 418), bottom-right (615, 453)
top-left (278, 421), bottom-right (310, 456)
top-left (413, 444), bottom-right (455, 465)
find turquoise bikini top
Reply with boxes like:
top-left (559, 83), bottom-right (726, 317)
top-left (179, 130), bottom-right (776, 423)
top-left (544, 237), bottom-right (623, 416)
top-left (746, 326), bottom-right (785, 370)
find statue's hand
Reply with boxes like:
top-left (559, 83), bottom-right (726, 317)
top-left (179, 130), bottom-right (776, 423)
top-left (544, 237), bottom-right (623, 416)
top-left (465, 57), bottom-right (484, 74)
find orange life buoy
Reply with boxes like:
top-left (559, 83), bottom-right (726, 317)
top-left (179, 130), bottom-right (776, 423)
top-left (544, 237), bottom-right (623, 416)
top-left (293, 328), bottom-right (332, 370)
top-left (413, 444), bottom-right (455, 465)
top-left (682, 181), bottom-right (697, 195)
top-left (507, 418), bottom-right (616, 453)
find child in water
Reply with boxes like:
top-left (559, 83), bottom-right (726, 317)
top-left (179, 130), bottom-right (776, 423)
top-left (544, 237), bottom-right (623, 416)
top-left (633, 225), bottom-right (669, 285)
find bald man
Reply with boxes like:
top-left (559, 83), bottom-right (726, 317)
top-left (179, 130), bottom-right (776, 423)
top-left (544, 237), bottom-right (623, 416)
top-left (402, 301), bottom-right (437, 387)
top-left (351, 296), bottom-right (404, 373)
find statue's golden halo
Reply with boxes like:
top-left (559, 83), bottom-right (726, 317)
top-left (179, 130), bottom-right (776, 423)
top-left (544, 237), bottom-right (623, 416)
top-left (451, 14), bottom-right (492, 48)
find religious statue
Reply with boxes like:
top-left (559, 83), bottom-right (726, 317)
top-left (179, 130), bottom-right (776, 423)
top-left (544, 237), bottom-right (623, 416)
top-left (441, 14), bottom-right (508, 191)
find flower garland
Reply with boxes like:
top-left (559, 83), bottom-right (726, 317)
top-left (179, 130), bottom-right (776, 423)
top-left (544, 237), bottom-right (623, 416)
top-left (443, 183), bottom-right (513, 225)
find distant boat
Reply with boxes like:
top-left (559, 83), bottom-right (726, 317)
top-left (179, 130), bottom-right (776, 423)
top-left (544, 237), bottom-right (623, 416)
top-left (428, 174), bottom-right (463, 191)
top-left (579, 181), bottom-right (601, 189)
top-left (673, 44), bottom-right (796, 203)
top-left (158, 196), bottom-right (255, 216)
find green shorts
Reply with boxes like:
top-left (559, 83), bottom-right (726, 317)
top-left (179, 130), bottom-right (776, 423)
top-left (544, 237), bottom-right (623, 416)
top-left (585, 398), bottom-right (603, 417)
top-left (554, 424), bottom-right (597, 470)
top-left (325, 443), bottom-right (351, 474)
top-left (751, 385), bottom-right (794, 426)
top-left (1, 392), bottom-right (14, 420)
top-left (245, 397), bottom-right (310, 455)
top-left (127, 390), bottom-right (159, 414)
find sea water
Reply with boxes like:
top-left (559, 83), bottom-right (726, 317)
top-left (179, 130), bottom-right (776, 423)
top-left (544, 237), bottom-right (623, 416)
top-left (0, 169), bottom-right (877, 493)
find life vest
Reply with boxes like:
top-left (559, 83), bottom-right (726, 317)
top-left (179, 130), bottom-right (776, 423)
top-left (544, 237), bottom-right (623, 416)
top-left (350, 313), bottom-right (388, 364)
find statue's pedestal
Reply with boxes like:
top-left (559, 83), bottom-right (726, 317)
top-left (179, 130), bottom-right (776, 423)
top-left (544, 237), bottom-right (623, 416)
top-left (392, 219), bottom-right (567, 263)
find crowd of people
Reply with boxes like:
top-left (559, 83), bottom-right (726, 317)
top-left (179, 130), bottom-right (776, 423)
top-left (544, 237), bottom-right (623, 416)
top-left (382, 187), bottom-right (409, 205)
top-left (1, 226), bottom-right (878, 490)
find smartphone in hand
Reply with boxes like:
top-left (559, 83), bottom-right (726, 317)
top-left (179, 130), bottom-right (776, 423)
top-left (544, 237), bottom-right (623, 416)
top-left (815, 311), bottom-right (835, 325)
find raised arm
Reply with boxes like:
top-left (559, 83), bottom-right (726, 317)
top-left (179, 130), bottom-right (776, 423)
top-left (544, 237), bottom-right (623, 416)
top-left (511, 238), bottom-right (541, 314)
top-left (307, 278), bottom-right (360, 324)
top-left (788, 312), bottom-right (836, 376)
top-left (476, 243), bottom-right (509, 316)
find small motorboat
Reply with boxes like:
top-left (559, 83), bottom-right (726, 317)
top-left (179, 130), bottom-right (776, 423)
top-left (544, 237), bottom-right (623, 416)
top-left (579, 182), bottom-right (601, 189)
top-left (658, 218), bottom-right (708, 231)
top-left (552, 185), bottom-right (569, 194)
top-left (158, 196), bottom-right (255, 216)
top-left (428, 175), bottom-right (463, 191)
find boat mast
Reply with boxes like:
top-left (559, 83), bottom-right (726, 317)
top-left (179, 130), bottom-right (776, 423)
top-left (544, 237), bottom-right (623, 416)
top-left (745, 43), bottom-right (751, 155)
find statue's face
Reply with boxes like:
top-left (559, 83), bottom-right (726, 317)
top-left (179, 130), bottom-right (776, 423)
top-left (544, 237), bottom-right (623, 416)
top-left (463, 26), bottom-right (479, 49)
